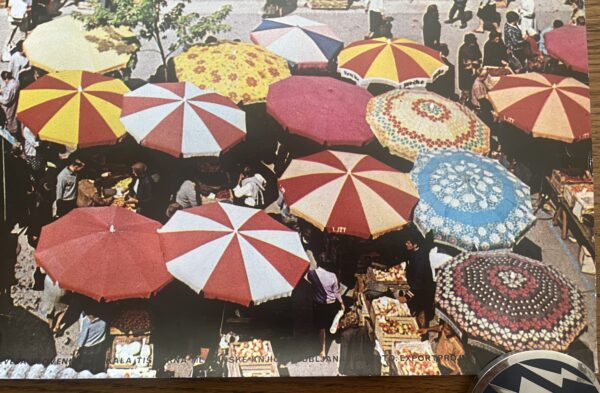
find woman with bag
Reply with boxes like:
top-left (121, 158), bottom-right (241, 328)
top-left (474, 0), bottom-right (500, 33)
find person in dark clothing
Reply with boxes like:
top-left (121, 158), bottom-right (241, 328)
top-left (474, 0), bottom-right (500, 33)
top-left (483, 31), bottom-right (509, 67)
top-left (504, 11), bottom-right (526, 65)
top-left (458, 33), bottom-right (482, 101)
top-left (427, 44), bottom-right (457, 100)
top-left (128, 162), bottom-right (153, 217)
top-left (445, 0), bottom-right (468, 29)
top-left (423, 4), bottom-right (441, 49)
top-left (403, 239), bottom-right (436, 329)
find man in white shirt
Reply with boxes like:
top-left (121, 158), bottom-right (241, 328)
top-left (519, 0), bottom-right (536, 34)
top-left (3, 0), bottom-right (31, 61)
top-left (9, 41), bottom-right (29, 79)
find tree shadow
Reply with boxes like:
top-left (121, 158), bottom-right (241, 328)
top-left (0, 306), bottom-right (57, 365)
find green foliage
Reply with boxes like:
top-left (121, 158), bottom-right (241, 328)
top-left (73, 0), bottom-right (232, 77)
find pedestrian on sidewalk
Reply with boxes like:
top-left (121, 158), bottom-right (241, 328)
top-left (55, 157), bottom-right (85, 218)
top-left (518, 0), bottom-right (535, 34)
top-left (423, 4), bottom-right (442, 49)
top-left (365, 0), bottom-right (384, 38)
top-left (445, 0), bottom-right (468, 29)
top-left (0, 71), bottom-right (19, 135)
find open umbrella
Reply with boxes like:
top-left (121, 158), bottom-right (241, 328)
top-left (337, 37), bottom-right (448, 88)
top-left (35, 206), bottom-right (171, 301)
top-left (487, 73), bottom-right (590, 142)
top-left (279, 150), bottom-right (419, 239)
top-left (159, 203), bottom-right (310, 306)
top-left (250, 15), bottom-right (343, 69)
top-left (267, 76), bottom-right (373, 146)
top-left (120, 82), bottom-right (246, 157)
top-left (436, 251), bottom-right (587, 353)
top-left (544, 25), bottom-right (588, 74)
top-left (367, 89), bottom-right (490, 161)
top-left (17, 70), bottom-right (129, 148)
top-left (23, 16), bottom-right (138, 73)
top-left (173, 41), bottom-right (290, 105)
top-left (411, 150), bottom-right (535, 251)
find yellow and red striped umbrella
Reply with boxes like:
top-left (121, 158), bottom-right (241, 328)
top-left (337, 37), bottom-right (448, 88)
top-left (17, 70), bottom-right (129, 148)
top-left (488, 73), bottom-right (590, 142)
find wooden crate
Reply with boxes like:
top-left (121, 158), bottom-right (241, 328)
top-left (563, 183), bottom-right (593, 208)
top-left (228, 340), bottom-right (279, 377)
top-left (308, 0), bottom-right (350, 9)
top-left (108, 335), bottom-right (153, 370)
top-left (550, 169), bottom-right (591, 194)
top-left (392, 341), bottom-right (441, 376)
top-left (374, 316), bottom-right (420, 351)
top-left (366, 265), bottom-right (410, 291)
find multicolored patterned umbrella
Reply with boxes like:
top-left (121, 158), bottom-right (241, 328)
top-left (411, 150), bottom-right (535, 251)
top-left (337, 37), bottom-right (448, 88)
top-left (488, 73), bottom-right (590, 142)
top-left (250, 15), bottom-right (343, 68)
top-left (120, 82), bottom-right (246, 157)
top-left (267, 76), bottom-right (374, 146)
top-left (436, 251), bottom-right (587, 353)
top-left (367, 90), bottom-right (490, 161)
top-left (173, 41), bottom-right (291, 105)
top-left (35, 206), bottom-right (172, 301)
top-left (544, 25), bottom-right (588, 74)
top-left (17, 70), bottom-right (129, 148)
top-left (279, 150), bottom-right (419, 239)
top-left (159, 203), bottom-right (310, 306)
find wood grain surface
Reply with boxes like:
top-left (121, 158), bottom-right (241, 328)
top-left (2, 2), bottom-right (600, 392)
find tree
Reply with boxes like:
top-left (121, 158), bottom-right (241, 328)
top-left (74, 0), bottom-right (232, 80)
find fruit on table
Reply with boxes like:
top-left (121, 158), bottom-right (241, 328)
top-left (372, 297), bottom-right (410, 318)
top-left (394, 347), bottom-right (440, 376)
top-left (112, 310), bottom-right (151, 334)
top-left (234, 339), bottom-right (273, 360)
top-left (372, 265), bottom-right (406, 282)
top-left (377, 318), bottom-right (417, 335)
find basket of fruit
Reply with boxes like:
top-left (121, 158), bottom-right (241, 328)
top-left (111, 309), bottom-right (151, 336)
top-left (367, 264), bottom-right (409, 290)
top-left (229, 339), bottom-right (279, 377)
top-left (370, 296), bottom-right (411, 321)
top-left (374, 316), bottom-right (420, 351)
top-left (392, 341), bottom-right (441, 376)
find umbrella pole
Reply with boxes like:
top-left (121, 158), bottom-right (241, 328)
top-left (219, 303), bottom-right (225, 336)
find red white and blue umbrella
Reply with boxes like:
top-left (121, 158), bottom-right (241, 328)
top-left (120, 82), bottom-right (246, 157)
top-left (250, 15), bottom-right (343, 69)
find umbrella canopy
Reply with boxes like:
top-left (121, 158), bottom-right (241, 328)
top-left (337, 37), bottom-right (448, 88)
top-left (250, 15), bottom-right (343, 68)
top-left (35, 206), bottom-right (171, 301)
top-left (544, 25), bottom-right (588, 74)
top-left (120, 82), bottom-right (246, 157)
top-left (487, 73), bottom-right (590, 142)
top-left (411, 150), bottom-right (535, 251)
top-left (159, 203), bottom-right (310, 306)
top-left (267, 76), bottom-right (374, 146)
top-left (436, 251), bottom-right (587, 353)
top-left (23, 16), bottom-right (137, 74)
top-left (17, 70), bottom-right (129, 148)
top-left (279, 150), bottom-right (419, 239)
top-left (173, 41), bottom-right (291, 105)
top-left (367, 89), bottom-right (490, 161)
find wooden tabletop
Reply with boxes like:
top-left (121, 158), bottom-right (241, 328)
top-left (3, 2), bottom-right (600, 392)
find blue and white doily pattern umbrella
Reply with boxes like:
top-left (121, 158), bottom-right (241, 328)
top-left (411, 150), bottom-right (536, 251)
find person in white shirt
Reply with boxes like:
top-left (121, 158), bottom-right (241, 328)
top-left (9, 41), bottom-right (29, 79)
top-left (519, 0), bottom-right (536, 34)
top-left (3, 0), bottom-right (31, 60)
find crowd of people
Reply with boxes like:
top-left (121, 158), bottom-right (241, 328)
top-left (0, 0), bottom-right (592, 377)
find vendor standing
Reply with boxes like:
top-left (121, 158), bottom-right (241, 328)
top-left (307, 261), bottom-right (344, 358)
top-left (403, 238), bottom-right (436, 329)
top-left (72, 312), bottom-right (108, 374)
top-left (55, 158), bottom-right (85, 217)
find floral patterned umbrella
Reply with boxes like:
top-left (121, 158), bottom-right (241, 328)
top-left (367, 90), bottom-right (490, 162)
top-left (436, 251), bottom-right (587, 353)
top-left (173, 41), bottom-right (291, 105)
top-left (411, 150), bottom-right (535, 251)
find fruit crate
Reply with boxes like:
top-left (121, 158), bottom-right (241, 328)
top-left (366, 264), bottom-right (410, 291)
top-left (374, 316), bottom-right (420, 351)
top-left (368, 296), bottom-right (411, 325)
top-left (228, 340), bottom-right (279, 377)
top-left (391, 341), bottom-right (441, 376)
top-left (308, 0), bottom-right (351, 9)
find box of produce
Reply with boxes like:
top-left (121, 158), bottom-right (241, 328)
top-left (111, 309), bottom-right (151, 336)
top-left (230, 339), bottom-right (276, 365)
top-left (563, 183), bottom-right (593, 208)
top-left (392, 341), bottom-right (441, 376)
top-left (109, 336), bottom-right (153, 369)
top-left (367, 264), bottom-right (408, 289)
top-left (371, 296), bottom-right (411, 318)
top-left (374, 316), bottom-right (420, 351)
top-left (550, 170), bottom-right (591, 194)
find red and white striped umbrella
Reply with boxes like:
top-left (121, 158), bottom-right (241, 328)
top-left (120, 82), bottom-right (246, 157)
top-left (158, 202), bottom-right (310, 306)
top-left (279, 150), bottom-right (419, 239)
